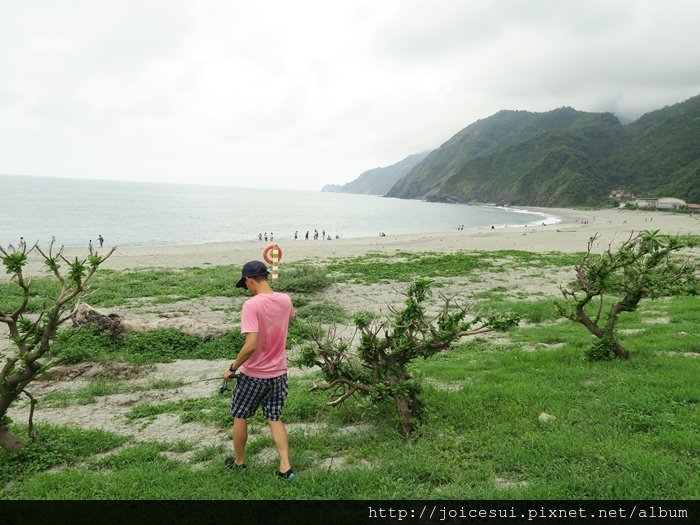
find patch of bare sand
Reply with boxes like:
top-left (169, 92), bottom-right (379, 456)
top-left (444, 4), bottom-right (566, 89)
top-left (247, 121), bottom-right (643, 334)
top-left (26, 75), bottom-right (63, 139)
top-left (43, 361), bottom-right (148, 382)
top-left (643, 317), bottom-right (671, 324)
top-left (0, 324), bottom-right (11, 357)
top-left (26, 362), bottom-right (151, 397)
top-left (619, 328), bottom-right (645, 335)
top-left (8, 396), bottom-right (225, 449)
top-left (656, 351), bottom-right (700, 358)
top-left (316, 456), bottom-right (374, 470)
top-left (522, 342), bottom-right (566, 352)
top-left (494, 476), bottom-right (530, 489)
top-left (424, 378), bottom-right (473, 391)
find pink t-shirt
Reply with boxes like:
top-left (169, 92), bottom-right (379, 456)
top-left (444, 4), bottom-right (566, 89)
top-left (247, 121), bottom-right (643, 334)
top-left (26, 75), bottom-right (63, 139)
top-left (240, 292), bottom-right (295, 378)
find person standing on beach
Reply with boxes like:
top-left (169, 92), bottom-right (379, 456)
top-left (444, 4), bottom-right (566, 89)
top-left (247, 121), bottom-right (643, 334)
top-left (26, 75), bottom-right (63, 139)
top-left (98, 235), bottom-right (104, 247)
top-left (224, 260), bottom-right (296, 479)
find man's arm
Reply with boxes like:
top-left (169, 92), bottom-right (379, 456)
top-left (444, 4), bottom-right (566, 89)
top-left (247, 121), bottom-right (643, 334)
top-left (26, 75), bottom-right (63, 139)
top-left (224, 332), bottom-right (258, 379)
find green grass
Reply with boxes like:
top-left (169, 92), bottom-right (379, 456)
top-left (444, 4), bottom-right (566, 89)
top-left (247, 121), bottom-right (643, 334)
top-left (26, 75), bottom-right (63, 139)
top-left (0, 425), bottom-right (127, 487)
top-left (509, 294), bottom-right (700, 357)
top-left (40, 378), bottom-right (186, 408)
top-left (323, 250), bottom-right (583, 285)
top-left (39, 379), bottom-right (124, 407)
top-left (2, 251), bottom-right (698, 499)
top-left (675, 233), bottom-right (700, 246)
top-left (5, 308), bottom-right (699, 499)
top-left (0, 263), bottom-right (331, 313)
top-left (52, 328), bottom-right (245, 364)
top-left (124, 396), bottom-right (230, 428)
top-left (295, 301), bottom-right (350, 323)
top-left (481, 298), bottom-right (562, 324)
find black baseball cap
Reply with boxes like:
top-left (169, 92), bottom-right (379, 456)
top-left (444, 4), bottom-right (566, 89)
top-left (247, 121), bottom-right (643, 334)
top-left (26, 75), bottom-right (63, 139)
top-left (236, 260), bottom-right (270, 289)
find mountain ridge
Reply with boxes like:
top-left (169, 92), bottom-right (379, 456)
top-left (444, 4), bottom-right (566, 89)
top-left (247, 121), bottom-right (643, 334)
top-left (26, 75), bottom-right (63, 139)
top-left (321, 152), bottom-right (430, 195)
top-left (385, 95), bottom-right (700, 205)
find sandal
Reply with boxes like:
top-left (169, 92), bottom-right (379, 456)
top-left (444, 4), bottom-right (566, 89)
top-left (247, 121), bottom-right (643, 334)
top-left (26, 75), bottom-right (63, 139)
top-left (225, 457), bottom-right (246, 469)
top-left (277, 468), bottom-right (295, 479)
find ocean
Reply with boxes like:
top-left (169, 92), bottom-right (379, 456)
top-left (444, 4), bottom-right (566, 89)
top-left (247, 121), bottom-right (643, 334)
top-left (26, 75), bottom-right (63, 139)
top-left (1, 174), bottom-right (558, 248)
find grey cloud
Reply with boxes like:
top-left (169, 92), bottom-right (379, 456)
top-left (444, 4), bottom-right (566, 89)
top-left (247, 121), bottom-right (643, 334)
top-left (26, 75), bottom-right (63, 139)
top-left (376, 0), bottom-right (642, 61)
top-left (2, 1), bottom-right (700, 191)
top-left (373, 0), bottom-right (700, 122)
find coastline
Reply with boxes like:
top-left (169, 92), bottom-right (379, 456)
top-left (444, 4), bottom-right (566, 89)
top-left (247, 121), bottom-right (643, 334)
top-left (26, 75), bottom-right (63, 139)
top-left (9, 207), bottom-right (698, 275)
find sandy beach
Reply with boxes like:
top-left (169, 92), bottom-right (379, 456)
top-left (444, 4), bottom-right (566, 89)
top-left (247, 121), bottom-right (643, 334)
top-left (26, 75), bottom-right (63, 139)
top-left (6, 207), bottom-right (698, 278)
top-left (75, 207), bottom-right (700, 271)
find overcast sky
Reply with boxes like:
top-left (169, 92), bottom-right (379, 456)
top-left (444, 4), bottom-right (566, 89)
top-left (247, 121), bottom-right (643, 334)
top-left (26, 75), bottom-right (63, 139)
top-left (2, 0), bottom-right (700, 191)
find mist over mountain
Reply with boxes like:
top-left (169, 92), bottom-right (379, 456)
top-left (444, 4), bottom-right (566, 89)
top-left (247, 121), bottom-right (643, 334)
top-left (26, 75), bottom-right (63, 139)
top-left (374, 94), bottom-right (700, 206)
top-left (322, 152), bottom-right (430, 195)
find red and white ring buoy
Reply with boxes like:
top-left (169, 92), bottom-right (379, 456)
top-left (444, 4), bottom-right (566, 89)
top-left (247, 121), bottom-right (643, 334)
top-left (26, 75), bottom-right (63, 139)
top-left (263, 244), bottom-right (283, 264)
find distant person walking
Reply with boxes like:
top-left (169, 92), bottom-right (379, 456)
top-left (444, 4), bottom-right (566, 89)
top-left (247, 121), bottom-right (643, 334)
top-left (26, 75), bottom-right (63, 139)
top-left (18, 237), bottom-right (26, 251)
top-left (305, 231), bottom-right (309, 240)
top-left (98, 235), bottom-right (104, 247)
top-left (89, 240), bottom-right (93, 252)
top-left (224, 261), bottom-right (296, 479)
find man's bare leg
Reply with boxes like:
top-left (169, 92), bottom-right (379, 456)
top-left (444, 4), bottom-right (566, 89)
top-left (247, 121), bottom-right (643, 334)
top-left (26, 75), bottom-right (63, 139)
top-left (268, 420), bottom-right (291, 472)
top-left (232, 417), bottom-right (248, 466)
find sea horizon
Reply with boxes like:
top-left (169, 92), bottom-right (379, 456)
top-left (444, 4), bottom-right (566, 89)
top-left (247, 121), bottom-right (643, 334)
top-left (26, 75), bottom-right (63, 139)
top-left (2, 173), bottom-right (559, 248)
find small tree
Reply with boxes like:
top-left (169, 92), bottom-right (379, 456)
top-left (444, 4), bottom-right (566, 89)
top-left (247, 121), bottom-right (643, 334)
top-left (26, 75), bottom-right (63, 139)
top-left (0, 238), bottom-right (114, 453)
top-left (558, 230), bottom-right (697, 360)
top-left (296, 279), bottom-right (518, 435)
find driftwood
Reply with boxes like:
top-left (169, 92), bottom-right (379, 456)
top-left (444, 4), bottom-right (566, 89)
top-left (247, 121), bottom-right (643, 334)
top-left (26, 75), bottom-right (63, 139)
top-left (73, 303), bottom-right (126, 338)
top-left (72, 303), bottom-right (229, 340)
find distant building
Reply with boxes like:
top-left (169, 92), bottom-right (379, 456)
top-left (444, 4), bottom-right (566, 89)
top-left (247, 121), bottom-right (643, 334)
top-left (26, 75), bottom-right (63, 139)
top-left (685, 203), bottom-right (700, 211)
top-left (656, 197), bottom-right (686, 210)
top-left (635, 197), bottom-right (658, 208)
top-left (610, 189), bottom-right (634, 199)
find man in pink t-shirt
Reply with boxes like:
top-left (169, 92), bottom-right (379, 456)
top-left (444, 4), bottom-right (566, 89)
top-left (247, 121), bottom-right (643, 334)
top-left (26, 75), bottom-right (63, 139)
top-left (223, 260), bottom-right (296, 478)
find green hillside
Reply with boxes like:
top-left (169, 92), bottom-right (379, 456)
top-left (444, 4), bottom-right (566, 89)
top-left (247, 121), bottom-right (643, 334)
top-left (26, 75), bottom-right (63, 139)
top-left (322, 152), bottom-right (430, 195)
top-left (386, 94), bottom-right (700, 206)
top-left (612, 95), bottom-right (700, 201)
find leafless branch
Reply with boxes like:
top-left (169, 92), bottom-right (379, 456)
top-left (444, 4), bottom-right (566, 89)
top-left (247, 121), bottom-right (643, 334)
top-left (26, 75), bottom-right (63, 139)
top-left (310, 378), bottom-right (374, 406)
top-left (22, 390), bottom-right (37, 440)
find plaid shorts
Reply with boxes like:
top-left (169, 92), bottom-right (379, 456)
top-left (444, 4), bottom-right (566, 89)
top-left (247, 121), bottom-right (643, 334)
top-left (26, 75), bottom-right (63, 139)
top-left (229, 373), bottom-right (289, 421)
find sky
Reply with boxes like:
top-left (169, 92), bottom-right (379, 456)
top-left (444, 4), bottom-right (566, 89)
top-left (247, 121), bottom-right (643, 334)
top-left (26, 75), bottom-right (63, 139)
top-left (2, 0), bottom-right (700, 191)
